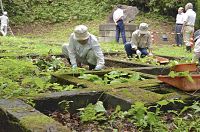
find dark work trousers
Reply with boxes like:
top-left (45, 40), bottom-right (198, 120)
top-left (124, 43), bottom-right (148, 58)
top-left (116, 19), bottom-right (126, 44)
top-left (175, 24), bottom-right (183, 46)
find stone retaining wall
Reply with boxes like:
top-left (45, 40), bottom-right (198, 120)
top-left (99, 23), bottom-right (137, 43)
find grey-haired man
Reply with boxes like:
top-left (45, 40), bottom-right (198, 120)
top-left (182, 3), bottom-right (196, 52)
top-left (124, 23), bottom-right (153, 58)
top-left (62, 25), bottom-right (105, 70)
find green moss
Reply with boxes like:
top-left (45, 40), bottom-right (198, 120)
top-left (20, 115), bottom-right (54, 126)
top-left (20, 114), bottom-right (68, 132)
top-left (108, 87), bottom-right (163, 104)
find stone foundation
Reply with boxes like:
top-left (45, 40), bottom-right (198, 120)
top-left (99, 23), bottom-right (137, 43)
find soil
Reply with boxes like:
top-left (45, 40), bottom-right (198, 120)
top-left (49, 109), bottom-right (137, 132)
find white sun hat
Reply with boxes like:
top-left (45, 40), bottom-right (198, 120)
top-left (139, 23), bottom-right (149, 34)
top-left (73, 25), bottom-right (90, 40)
top-left (3, 11), bottom-right (7, 15)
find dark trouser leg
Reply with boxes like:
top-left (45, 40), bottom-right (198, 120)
top-left (138, 48), bottom-right (148, 57)
top-left (116, 25), bottom-right (120, 43)
top-left (88, 64), bottom-right (96, 70)
top-left (198, 58), bottom-right (200, 66)
top-left (175, 24), bottom-right (183, 46)
top-left (67, 58), bottom-right (71, 65)
top-left (118, 20), bottom-right (126, 44)
top-left (186, 46), bottom-right (192, 52)
top-left (124, 43), bottom-right (135, 58)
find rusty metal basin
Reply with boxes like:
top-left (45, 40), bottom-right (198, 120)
top-left (171, 63), bottom-right (197, 72)
top-left (157, 75), bottom-right (200, 91)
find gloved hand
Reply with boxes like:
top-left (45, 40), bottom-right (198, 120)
top-left (149, 53), bottom-right (153, 56)
top-left (136, 50), bottom-right (141, 57)
top-left (94, 65), bottom-right (104, 70)
top-left (72, 64), bottom-right (77, 69)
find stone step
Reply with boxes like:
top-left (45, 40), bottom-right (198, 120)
top-left (99, 23), bottom-right (137, 31)
top-left (0, 99), bottom-right (69, 132)
top-left (98, 36), bottom-right (131, 43)
top-left (99, 30), bottom-right (132, 37)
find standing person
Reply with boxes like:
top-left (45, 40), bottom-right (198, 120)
top-left (192, 29), bottom-right (200, 65)
top-left (175, 7), bottom-right (184, 47)
top-left (113, 5), bottom-right (126, 44)
top-left (124, 23), bottom-right (153, 58)
top-left (182, 3), bottom-right (196, 52)
top-left (0, 11), bottom-right (9, 36)
top-left (62, 25), bottom-right (105, 70)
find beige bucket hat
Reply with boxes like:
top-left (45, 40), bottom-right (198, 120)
top-left (73, 25), bottom-right (90, 40)
top-left (139, 23), bottom-right (149, 34)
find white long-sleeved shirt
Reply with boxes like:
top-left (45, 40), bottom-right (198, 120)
top-left (113, 8), bottom-right (124, 24)
top-left (183, 9), bottom-right (196, 26)
top-left (131, 30), bottom-right (152, 49)
top-left (176, 13), bottom-right (184, 24)
top-left (194, 38), bottom-right (200, 53)
top-left (67, 33), bottom-right (105, 66)
top-left (0, 15), bottom-right (9, 26)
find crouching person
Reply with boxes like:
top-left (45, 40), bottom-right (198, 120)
top-left (192, 29), bottom-right (200, 65)
top-left (62, 25), bottom-right (105, 70)
top-left (124, 23), bottom-right (153, 58)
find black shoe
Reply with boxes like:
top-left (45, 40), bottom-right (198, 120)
top-left (89, 64), bottom-right (96, 70)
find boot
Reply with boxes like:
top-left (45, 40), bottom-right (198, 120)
top-left (89, 64), bottom-right (96, 70)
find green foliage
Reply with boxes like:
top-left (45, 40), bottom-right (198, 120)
top-left (78, 71), bottom-right (141, 85)
top-left (4, 0), bottom-right (123, 24)
top-left (148, 0), bottom-right (196, 16)
top-left (79, 101), bottom-right (106, 122)
top-left (168, 71), bottom-right (194, 82)
top-left (0, 58), bottom-right (75, 98)
top-left (126, 102), bottom-right (167, 131)
top-left (58, 100), bottom-right (73, 112)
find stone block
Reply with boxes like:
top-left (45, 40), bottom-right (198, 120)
top-left (99, 30), bottom-right (132, 37)
top-left (99, 23), bottom-right (137, 31)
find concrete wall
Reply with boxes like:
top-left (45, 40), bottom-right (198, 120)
top-left (99, 23), bottom-right (138, 43)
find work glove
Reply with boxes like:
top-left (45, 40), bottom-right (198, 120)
top-left (72, 64), bottom-right (77, 69)
top-left (94, 65), bottom-right (104, 70)
top-left (149, 53), bottom-right (153, 56)
top-left (136, 50), bottom-right (141, 57)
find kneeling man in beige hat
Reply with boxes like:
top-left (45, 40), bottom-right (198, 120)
top-left (62, 25), bottom-right (105, 70)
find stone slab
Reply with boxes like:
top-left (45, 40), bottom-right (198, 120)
top-left (99, 30), bottom-right (132, 37)
top-left (0, 99), bottom-right (69, 132)
top-left (99, 23), bottom-right (137, 31)
top-left (98, 37), bottom-right (131, 43)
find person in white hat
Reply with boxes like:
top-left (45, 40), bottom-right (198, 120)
top-left (192, 29), bottom-right (200, 65)
top-left (124, 23), bottom-right (153, 58)
top-left (175, 7), bottom-right (184, 47)
top-left (181, 3), bottom-right (196, 52)
top-left (0, 11), bottom-right (9, 36)
top-left (62, 25), bottom-right (105, 70)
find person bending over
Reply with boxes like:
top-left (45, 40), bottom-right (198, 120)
top-left (62, 25), bottom-right (105, 70)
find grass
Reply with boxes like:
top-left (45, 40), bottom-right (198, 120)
top-left (153, 44), bottom-right (193, 58)
top-left (0, 36), bottom-right (61, 56)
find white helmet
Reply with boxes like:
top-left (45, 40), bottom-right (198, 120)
top-left (3, 11), bottom-right (7, 15)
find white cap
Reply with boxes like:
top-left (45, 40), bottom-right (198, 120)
top-left (139, 23), bottom-right (148, 34)
top-left (3, 11), bottom-right (7, 15)
top-left (73, 25), bottom-right (90, 40)
top-left (185, 3), bottom-right (193, 11)
top-left (178, 7), bottom-right (184, 11)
